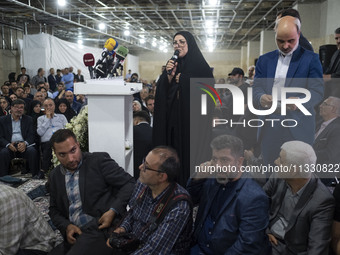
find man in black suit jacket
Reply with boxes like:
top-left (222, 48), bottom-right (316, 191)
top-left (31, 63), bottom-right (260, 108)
top-left (74, 69), bottom-right (84, 82)
top-left (313, 96), bottom-right (340, 185)
top-left (48, 129), bottom-right (135, 255)
top-left (0, 99), bottom-right (39, 176)
top-left (264, 140), bottom-right (334, 255)
top-left (133, 111), bottom-right (152, 179)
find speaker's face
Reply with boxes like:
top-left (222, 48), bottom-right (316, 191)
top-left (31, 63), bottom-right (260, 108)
top-left (335, 33), bottom-right (340, 49)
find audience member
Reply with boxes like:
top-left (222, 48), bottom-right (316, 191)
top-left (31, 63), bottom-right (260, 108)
top-left (53, 82), bottom-right (66, 100)
top-left (48, 68), bottom-right (57, 92)
top-left (1, 84), bottom-right (10, 99)
top-left (44, 82), bottom-right (53, 98)
top-left (133, 100), bottom-right (142, 112)
top-left (332, 184), bottom-right (340, 254)
top-left (55, 98), bottom-right (76, 122)
top-left (23, 83), bottom-right (34, 99)
top-left (0, 99), bottom-right (39, 176)
top-left (27, 100), bottom-right (43, 148)
top-left (264, 140), bottom-right (334, 254)
top-left (107, 146), bottom-right (192, 254)
top-left (252, 16), bottom-right (323, 165)
top-left (0, 96), bottom-right (10, 116)
top-left (31, 68), bottom-right (47, 88)
top-left (9, 93), bottom-right (18, 102)
top-left (37, 98), bottom-right (68, 179)
top-left (34, 91), bottom-right (45, 104)
top-left (0, 184), bottom-right (56, 254)
top-left (9, 80), bottom-right (18, 95)
top-left (17, 66), bottom-right (30, 84)
top-left (55, 69), bottom-right (62, 84)
top-left (313, 96), bottom-right (340, 185)
top-left (74, 69), bottom-right (84, 82)
top-left (65, 90), bottom-right (81, 114)
top-left (187, 135), bottom-right (270, 254)
top-left (145, 95), bottom-right (155, 126)
top-left (48, 129), bottom-right (135, 255)
top-left (133, 111), bottom-right (152, 179)
top-left (125, 69), bottom-right (132, 80)
top-left (61, 68), bottom-right (74, 90)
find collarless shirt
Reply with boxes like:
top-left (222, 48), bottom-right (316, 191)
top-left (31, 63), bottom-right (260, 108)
top-left (11, 116), bottom-right (24, 143)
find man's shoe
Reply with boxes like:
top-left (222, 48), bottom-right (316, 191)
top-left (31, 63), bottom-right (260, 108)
top-left (33, 171), bottom-right (45, 179)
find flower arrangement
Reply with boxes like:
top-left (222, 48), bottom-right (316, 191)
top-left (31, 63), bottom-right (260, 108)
top-left (52, 106), bottom-right (88, 167)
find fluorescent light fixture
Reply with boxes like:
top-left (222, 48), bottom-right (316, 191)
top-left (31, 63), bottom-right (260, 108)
top-left (140, 38), bottom-right (145, 44)
top-left (206, 38), bottom-right (214, 45)
top-left (205, 20), bottom-right (214, 28)
top-left (163, 49), bottom-right (168, 53)
top-left (152, 41), bottom-right (157, 47)
top-left (208, 46), bottom-right (214, 52)
top-left (58, 0), bottom-right (66, 6)
top-left (124, 30), bottom-right (130, 36)
top-left (77, 39), bottom-right (83, 45)
top-left (98, 23), bottom-right (106, 30)
top-left (209, 0), bottom-right (218, 6)
top-left (207, 28), bottom-right (213, 35)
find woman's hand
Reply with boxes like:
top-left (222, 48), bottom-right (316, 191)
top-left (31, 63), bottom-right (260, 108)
top-left (166, 60), bottom-right (177, 83)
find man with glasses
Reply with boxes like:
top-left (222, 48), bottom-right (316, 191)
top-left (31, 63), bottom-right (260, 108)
top-left (0, 99), bottom-right (39, 176)
top-left (107, 146), bottom-right (193, 254)
top-left (313, 96), bottom-right (340, 186)
top-left (187, 135), bottom-right (270, 255)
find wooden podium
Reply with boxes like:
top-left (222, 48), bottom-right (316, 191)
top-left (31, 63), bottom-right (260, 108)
top-left (74, 78), bottom-right (142, 176)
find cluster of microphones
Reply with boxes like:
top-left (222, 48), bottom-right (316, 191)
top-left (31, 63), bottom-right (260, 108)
top-left (83, 38), bottom-right (129, 79)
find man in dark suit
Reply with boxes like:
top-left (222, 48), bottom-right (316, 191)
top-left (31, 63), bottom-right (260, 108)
top-left (48, 129), bottom-right (135, 255)
top-left (324, 28), bottom-right (340, 98)
top-left (74, 69), bottom-right (84, 83)
top-left (253, 16), bottom-right (323, 165)
top-left (187, 135), bottom-right (271, 254)
top-left (0, 99), bottom-right (39, 176)
top-left (133, 111), bottom-right (152, 179)
top-left (48, 68), bottom-right (57, 92)
top-left (264, 140), bottom-right (334, 255)
top-left (65, 90), bottom-right (82, 115)
top-left (313, 96), bottom-right (340, 185)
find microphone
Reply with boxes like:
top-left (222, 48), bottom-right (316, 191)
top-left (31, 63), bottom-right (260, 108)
top-left (83, 53), bottom-right (95, 79)
top-left (104, 38), bottom-right (118, 52)
top-left (94, 38), bottom-right (118, 77)
top-left (110, 45), bottom-right (129, 76)
top-left (167, 50), bottom-right (179, 75)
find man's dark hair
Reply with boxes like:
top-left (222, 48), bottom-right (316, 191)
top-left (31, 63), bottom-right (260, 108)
top-left (57, 69), bottom-right (61, 72)
top-left (152, 146), bottom-right (180, 183)
top-left (23, 83), bottom-right (30, 88)
top-left (210, 135), bottom-right (244, 158)
top-left (37, 81), bottom-right (45, 86)
top-left (38, 87), bottom-right (47, 92)
top-left (1, 84), bottom-right (9, 89)
top-left (50, 129), bottom-right (78, 149)
top-left (277, 8), bottom-right (301, 22)
top-left (133, 110), bottom-right (151, 124)
top-left (37, 68), bottom-right (43, 74)
top-left (11, 99), bottom-right (25, 107)
top-left (21, 67), bottom-right (26, 70)
top-left (3, 81), bottom-right (10, 86)
top-left (145, 95), bottom-right (155, 104)
top-left (335, 28), bottom-right (340, 34)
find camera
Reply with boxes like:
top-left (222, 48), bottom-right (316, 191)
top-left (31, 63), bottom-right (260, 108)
top-left (108, 232), bottom-right (141, 254)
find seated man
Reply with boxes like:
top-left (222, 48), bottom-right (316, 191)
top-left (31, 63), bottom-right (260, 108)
top-left (0, 99), bottom-right (39, 176)
top-left (264, 140), bottom-right (334, 255)
top-left (107, 146), bottom-right (192, 254)
top-left (313, 96), bottom-right (340, 185)
top-left (187, 135), bottom-right (270, 254)
top-left (0, 184), bottom-right (56, 255)
top-left (65, 90), bottom-right (81, 115)
top-left (48, 129), bottom-right (135, 255)
top-left (37, 98), bottom-right (68, 179)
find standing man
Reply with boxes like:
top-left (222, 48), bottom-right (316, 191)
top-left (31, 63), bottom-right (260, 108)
top-left (61, 68), bottom-right (74, 91)
top-left (324, 27), bottom-right (340, 79)
top-left (55, 69), bottom-right (63, 84)
top-left (74, 69), bottom-right (84, 82)
top-left (145, 95), bottom-right (155, 126)
top-left (31, 68), bottom-right (47, 88)
top-left (48, 129), bottom-right (135, 255)
top-left (48, 68), bottom-right (57, 92)
top-left (0, 99), bottom-right (39, 176)
top-left (188, 135), bottom-right (270, 254)
top-left (253, 16), bottom-right (324, 165)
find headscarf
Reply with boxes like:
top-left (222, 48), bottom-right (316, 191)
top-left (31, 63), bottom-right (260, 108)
top-left (27, 100), bottom-right (43, 120)
top-left (55, 98), bottom-right (76, 122)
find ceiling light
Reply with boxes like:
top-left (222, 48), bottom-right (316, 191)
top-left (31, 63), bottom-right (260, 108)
top-left (152, 41), bottom-right (157, 47)
top-left (124, 30), bottom-right (130, 36)
top-left (207, 28), bottom-right (213, 35)
top-left (208, 47), bottom-right (214, 52)
top-left (209, 0), bottom-right (218, 5)
top-left (206, 38), bottom-right (214, 46)
top-left (140, 39), bottom-right (145, 44)
top-left (163, 49), bottom-right (168, 53)
top-left (205, 20), bottom-right (214, 28)
top-left (58, 0), bottom-right (66, 6)
top-left (77, 39), bottom-right (83, 45)
top-left (98, 23), bottom-right (106, 30)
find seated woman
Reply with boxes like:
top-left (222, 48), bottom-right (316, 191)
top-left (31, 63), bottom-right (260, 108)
top-left (55, 98), bottom-right (76, 122)
top-left (0, 96), bottom-right (10, 116)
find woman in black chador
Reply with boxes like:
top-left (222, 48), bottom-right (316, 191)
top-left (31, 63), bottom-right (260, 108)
top-left (153, 31), bottom-right (214, 186)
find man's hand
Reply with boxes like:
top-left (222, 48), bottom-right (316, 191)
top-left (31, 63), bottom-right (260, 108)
top-left (45, 109), bottom-right (53, 119)
top-left (268, 234), bottom-right (278, 246)
top-left (106, 227), bottom-right (126, 248)
top-left (286, 97), bottom-right (299, 111)
top-left (66, 224), bottom-right (82, 244)
top-left (175, 73), bottom-right (181, 83)
top-left (323, 74), bottom-right (331, 81)
top-left (192, 161), bottom-right (212, 181)
top-left (17, 142), bottom-right (26, 153)
top-left (260, 94), bottom-right (273, 108)
top-left (98, 209), bottom-right (116, 230)
top-left (8, 143), bottom-right (17, 152)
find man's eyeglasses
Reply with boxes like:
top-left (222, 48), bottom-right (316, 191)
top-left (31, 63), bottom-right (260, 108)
top-left (173, 40), bottom-right (187, 47)
top-left (142, 157), bottom-right (165, 173)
